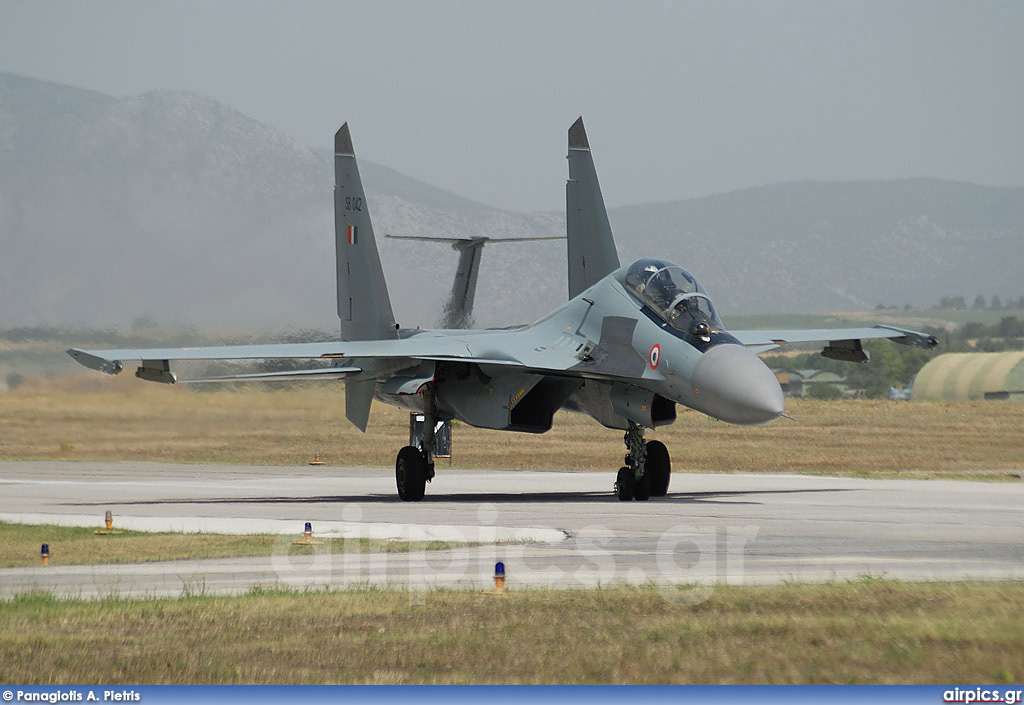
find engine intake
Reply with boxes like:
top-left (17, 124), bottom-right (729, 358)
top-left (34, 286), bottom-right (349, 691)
top-left (610, 383), bottom-right (676, 428)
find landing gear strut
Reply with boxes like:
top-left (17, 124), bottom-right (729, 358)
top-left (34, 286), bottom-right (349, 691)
top-left (614, 422), bottom-right (671, 501)
top-left (395, 383), bottom-right (437, 502)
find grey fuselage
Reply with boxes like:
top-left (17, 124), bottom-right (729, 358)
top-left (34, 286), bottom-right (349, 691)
top-left (375, 260), bottom-right (784, 433)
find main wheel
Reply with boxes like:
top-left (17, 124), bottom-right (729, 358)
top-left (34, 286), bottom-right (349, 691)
top-left (615, 466), bottom-right (634, 501)
top-left (634, 469), bottom-right (651, 501)
top-left (645, 440), bottom-right (671, 497)
top-left (396, 445), bottom-right (427, 501)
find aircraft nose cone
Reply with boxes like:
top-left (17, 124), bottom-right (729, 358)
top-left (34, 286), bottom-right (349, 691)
top-left (690, 344), bottom-right (785, 425)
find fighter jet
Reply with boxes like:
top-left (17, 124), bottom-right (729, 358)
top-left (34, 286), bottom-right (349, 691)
top-left (68, 118), bottom-right (938, 501)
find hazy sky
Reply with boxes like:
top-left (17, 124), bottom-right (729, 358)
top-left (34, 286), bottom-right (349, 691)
top-left (2, 0), bottom-right (1022, 211)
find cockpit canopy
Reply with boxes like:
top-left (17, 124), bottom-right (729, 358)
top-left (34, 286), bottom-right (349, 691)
top-left (619, 259), bottom-right (723, 334)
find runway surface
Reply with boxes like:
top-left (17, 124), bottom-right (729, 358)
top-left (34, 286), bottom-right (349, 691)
top-left (1, 460), bottom-right (1023, 598)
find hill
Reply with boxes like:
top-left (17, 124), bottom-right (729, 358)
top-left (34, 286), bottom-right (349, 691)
top-left (0, 73), bottom-right (562, 331)
top-left (612, 179), bottom-right (1024, 314)
top-left (2, 73), bottom-right (1022, 332)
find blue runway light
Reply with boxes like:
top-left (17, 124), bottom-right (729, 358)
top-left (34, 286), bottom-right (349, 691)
top-left (292, 521), bottom-right (322, 546)
top-left (490, 561), bottom-right (507, 593)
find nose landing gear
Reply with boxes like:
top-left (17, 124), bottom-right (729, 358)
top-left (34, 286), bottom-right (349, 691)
top-left (614, 422), bottom-right (671, 501)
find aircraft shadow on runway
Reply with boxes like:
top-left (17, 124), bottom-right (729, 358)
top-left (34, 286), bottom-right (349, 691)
top-left (66, 487), bottom-right (855, 506)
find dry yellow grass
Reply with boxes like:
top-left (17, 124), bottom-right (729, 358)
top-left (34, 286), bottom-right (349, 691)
top-left (1, 376), bottom-right (1022, 478)
top-left (1, 583), bottom-right (1021, 684)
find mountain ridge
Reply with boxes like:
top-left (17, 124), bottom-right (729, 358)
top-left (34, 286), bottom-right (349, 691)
top-left (1, 72), bottom-right (1021, 331)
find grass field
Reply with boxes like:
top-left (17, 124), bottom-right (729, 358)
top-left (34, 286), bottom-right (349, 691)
top-left (0, 523), bottom-right (462, 568)
top-left (2, 378), bottom-right (1023, 685)
top-left (1, 582), bottom-right (1021, 684)
top-left (1, 376), bottom-right (1021, 479)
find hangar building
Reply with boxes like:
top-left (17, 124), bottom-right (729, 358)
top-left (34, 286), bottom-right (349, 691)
top-left (911, 351), bottom-right (1024, 402)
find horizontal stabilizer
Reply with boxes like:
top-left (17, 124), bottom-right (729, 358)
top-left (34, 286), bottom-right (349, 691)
top-left (385, 234), bottom-right (564, 245)
top-left (388, 233), bottom-right (565, 329)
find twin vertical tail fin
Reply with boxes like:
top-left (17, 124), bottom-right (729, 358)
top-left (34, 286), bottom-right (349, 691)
top-left (334, 124), bottom-right (397, 430)
top-left (335, 124), bottom-right (398, 342)
top-left (566, 117), bottom-right (620, 299)
top-left (334, 119), bottom-right (616, 427)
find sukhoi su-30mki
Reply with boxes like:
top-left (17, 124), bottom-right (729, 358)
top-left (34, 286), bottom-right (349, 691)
top-left (69, 118), bottom-right (938, 501)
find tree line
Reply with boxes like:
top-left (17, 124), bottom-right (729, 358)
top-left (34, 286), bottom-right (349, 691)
top-left (935, 295), bottom-right (1024, 311)
top-left (763, 316), bottom-right (1024, 398)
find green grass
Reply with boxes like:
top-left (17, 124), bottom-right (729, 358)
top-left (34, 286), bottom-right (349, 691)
top-left (0, 582), bottom-right (1021, 684)
top-left (0, 522), bottom-right (464, 568)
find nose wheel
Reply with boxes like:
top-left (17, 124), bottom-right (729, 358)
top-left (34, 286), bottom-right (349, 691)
top-left (614, 422), bottom-right (671, 500)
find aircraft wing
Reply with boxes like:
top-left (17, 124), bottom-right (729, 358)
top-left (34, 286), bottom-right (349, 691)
top-left (66, 332), bottom-right (534, 384)
top-left (731, 325), bottom-right (939, 359)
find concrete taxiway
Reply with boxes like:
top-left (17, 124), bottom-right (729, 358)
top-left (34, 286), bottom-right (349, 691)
top-left (1, 461), bottom-right (1022, 598)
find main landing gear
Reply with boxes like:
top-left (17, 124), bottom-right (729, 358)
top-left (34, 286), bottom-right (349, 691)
top-left (615, 421), bottom-right (671, 501)
top-left (396, 384), bottom-right (436, 502)
top-left (394, 386), bottom-right (671, 503)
